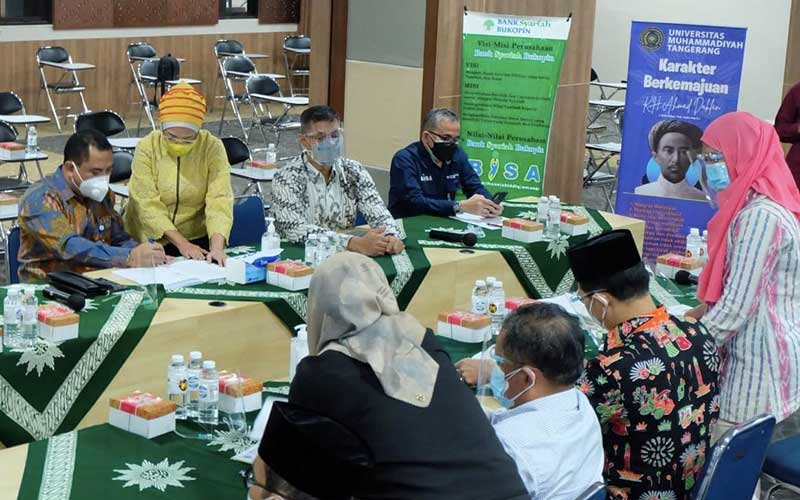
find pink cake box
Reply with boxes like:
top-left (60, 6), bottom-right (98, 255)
top-left (656, 253), bottom-right (704, 279)
top-left (109, 391), bottom-right (176, 439)
top-left (559, 212), bottom-right (590, 236)
top-left (266, 260), bottom-right (314, 291)
top-left (37, 304), bottom-right (79, 343)
top-left (218, 371), bottom-right (263, 414)
top-left (437, 311), bottom-right (492, 343)
top-left (505, 297), bottom-right (537, 312)
top-left (502, 218), bottom-right (544, 244)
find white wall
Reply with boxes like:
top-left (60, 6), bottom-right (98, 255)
top-left (592, 0), bottom-right (791, 120)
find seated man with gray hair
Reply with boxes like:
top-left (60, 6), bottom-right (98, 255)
top-left (388, 108), bottom-right (502, 219)
top-left (460, 302), bottom-right (604, 499)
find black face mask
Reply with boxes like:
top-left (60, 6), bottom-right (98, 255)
top-left (430, 140), bottom-right (458, 163)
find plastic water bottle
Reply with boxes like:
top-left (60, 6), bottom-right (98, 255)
top-left (701, 230), bottom-right (709, 263)
top-left (20, 289), bottom-right (38, 349)
top-left (325, 231), bottom-right (338, 254)
top-left (488, 281), bottom-right (506, 334)
top-left (316, 236), bottom-right (330, 265)
top-left (167, 354), bottom-right (188, 420)
top-left (3, 289), bottom-right (22, 350)
top-left (261, 217), bottom-right (280, 251)
top-left (471, 280), bottom-right (488, 315)
top-left (290, 324), bottom-right (309, 381)
top-left (186, 351), bottom-right (203, 418)
top-left (197, 360), bottom-right (219, 426)
top-left (304, 233), bottom-right (318, 266)
top-left (547, 196), bottom-right (561, 239)
top-left (536, 196), bottom-right (550, 224)
top-left (686, 228), bottom-right (702, 260)
top-left (25, 126), bottom-right (38, 154)
top-left (266, 143), bottom-right (277, 164)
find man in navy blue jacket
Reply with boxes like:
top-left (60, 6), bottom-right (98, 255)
top-left (389, 109), bottom-right (503, 219)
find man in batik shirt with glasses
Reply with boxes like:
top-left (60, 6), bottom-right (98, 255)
top-left (567, 230), bottom-right (720, 500)
top-left (271, 105), bottom-right (403, 257)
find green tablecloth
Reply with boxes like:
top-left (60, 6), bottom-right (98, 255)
top-left (168, 226), bottom-right (431, 330)
top-left (0, 287), bottom-right (164, 448)
top-left (17, 381), bottom-right (292, 500)
top-left (403, 203), bottom-right (613, 298)
top-left (169, 207), bottom-right (613, 331)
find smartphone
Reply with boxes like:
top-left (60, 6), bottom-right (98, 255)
top-left (491, 192), bottom-right (508, 204)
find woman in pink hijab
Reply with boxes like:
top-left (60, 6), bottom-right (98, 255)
top-left (688, 112), bottom-right (800, 453)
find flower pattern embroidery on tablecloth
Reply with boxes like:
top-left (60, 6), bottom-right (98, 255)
top-left (113, 458), bottom-right (195, 492)
top-left (17, 339), bottom-right (65, 377)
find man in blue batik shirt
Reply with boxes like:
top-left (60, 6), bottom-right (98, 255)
top-left (388, 108), bottom-right (503, 219)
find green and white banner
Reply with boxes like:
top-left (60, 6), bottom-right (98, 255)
top-left (460, 11), bottom-right (571, 199)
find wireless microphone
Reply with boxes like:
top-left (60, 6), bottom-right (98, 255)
top-left (429, 229), bottom-right (478, 247)
top-left (674, 270), bottom-right (699, 286)
top-left (43, 287), bottom-right (86, 312)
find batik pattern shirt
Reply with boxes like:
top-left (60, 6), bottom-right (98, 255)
top-left (271, 154), bottom-right (398, 247)
top-left (18, 166), bottom-right (137, 282)
top-left (578, 307), bottom-right (720, 500)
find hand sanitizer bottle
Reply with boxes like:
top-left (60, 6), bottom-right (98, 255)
top-left (262, 217), bottom-right (280, 251)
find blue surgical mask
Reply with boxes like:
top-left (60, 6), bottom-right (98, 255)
top-left (490, 353), bottom-right (535, 409)
top-left (311, 135), bottom-right (343, 166)
top-left (705, 160), bottom-right (731, 192)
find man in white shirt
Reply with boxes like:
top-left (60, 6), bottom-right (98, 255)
top-left (634, 120), bottom-right (706, 201)
top-left (482, 302), bottom-right (604, 499)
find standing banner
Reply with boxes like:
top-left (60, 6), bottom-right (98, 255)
top-left (615, 22), bottom-right (747, 259)
top-left (460, 11), bottom-right (571, 199)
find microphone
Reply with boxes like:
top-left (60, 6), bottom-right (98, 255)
top-left (674, 270), bottom-right (699, 286)
top-left (429, 229), bottom-right (478, 247)
top-left (43, 287), bottom-right (86, 312)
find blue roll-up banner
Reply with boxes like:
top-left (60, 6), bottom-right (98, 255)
top-left (615, 22), bottom-right (747, 260)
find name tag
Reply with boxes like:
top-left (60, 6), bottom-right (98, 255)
top-left (420, 175), bottom-right (433, 182)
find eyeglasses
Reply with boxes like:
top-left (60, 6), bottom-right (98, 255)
top-left (426, 130), bottom-right (459, 144)
top-left (576, 289), bottom-right (607, 303)
top-left (303, 128), bottom-right (343, 142)
top-left (163, 130), bottom-right (198, 144)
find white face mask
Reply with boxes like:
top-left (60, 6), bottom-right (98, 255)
top-left (71, 163), bottom-right (110, 203)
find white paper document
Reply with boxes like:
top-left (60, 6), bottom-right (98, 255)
top-left (449, 213), bottom-right (505, 230)
top-left (231, 395), bottom-right (288, 464)
top-left (113, 259), bottom-right (226, 290)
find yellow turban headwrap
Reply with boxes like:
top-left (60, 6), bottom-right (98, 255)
top-left (159, 81), bottom-right (206, 131)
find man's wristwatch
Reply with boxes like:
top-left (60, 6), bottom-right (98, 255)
top-left (453, 201), bottom-right (462, 214)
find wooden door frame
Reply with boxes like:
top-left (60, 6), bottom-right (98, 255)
top-left (328, 0), bottom-right (348, 117)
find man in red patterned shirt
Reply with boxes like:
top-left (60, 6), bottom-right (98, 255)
top-left (568, 230), bottom-right (720, 500)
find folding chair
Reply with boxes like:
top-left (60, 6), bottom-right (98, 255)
top-left (574, 482), bottom-right (605, 500)
top-left (224, 136), bottom-right (269, 201)
top-left (75, 110), bottom-right (140, 151)
top-left (229, 195), bottom-right (266, 247)
top-left (692, 414), bottom-right (776, 500)
top-left (211, 39), bottom-right (246, 113)
top-left (218, 56), bottom-right (256, 139)
top-left (35, 46), bottom-right (92, 132)
top-left (0, 121), bottom-right (39, 190)
top-left (246, 74), bottom-right (307, 149)
top-left (282, 35), bottom-right (310, 97)
top-left (0, 91), bottom-right (25, 115)
top-left (126, 42), bottom-right (158, 112)
top-left (75, 110), bottom-right (126, 136)
top-left (109, 150), bottom-right (134, 210)
top-left (764, 434), bottom-right (800, 499)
